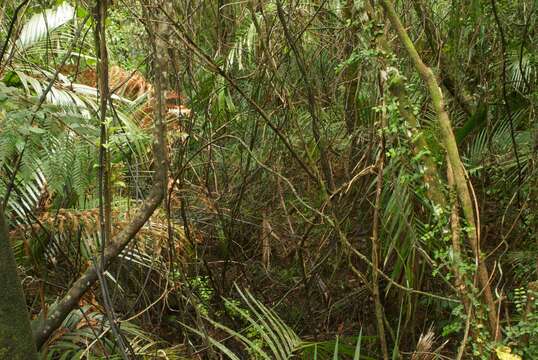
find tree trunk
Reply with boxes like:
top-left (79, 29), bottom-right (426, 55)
top-left (0, 208), bottom-right (38, 360)
top-left (380, 0), bottom-right (500, 340)
top-left (32, 0), bottom-right (170, 348)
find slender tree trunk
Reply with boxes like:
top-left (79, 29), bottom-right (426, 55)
top-left (94, 2), bottom-right (131, 357)
top-left (371, 125), bottom-right (390, 360)
top-left (447, 161), bottom-right (471, 314)
top-left (32, 0), bottom-right (170, 348)
top-left (379, 0), bottom-right (500, 340)
top-left (0, 208), bottom-right (38, 359)
top-left (535, 128), bottom-right (538, 276)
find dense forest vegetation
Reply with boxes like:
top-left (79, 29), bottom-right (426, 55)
top-left (0, 0), bottom-right (537, 359)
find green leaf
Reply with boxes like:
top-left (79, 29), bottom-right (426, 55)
top-left (353, 329), bottom-right (362, 360)
top-left (16, 3), bottom-right (75, 49)
top-left (333, 336), bottom-right (339, 360)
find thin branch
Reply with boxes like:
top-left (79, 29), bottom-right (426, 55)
top-left (0, 0), bottom-right (30, 73)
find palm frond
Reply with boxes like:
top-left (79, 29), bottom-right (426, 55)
top-left (43, 305), bottom-right (187, 359)
top-left (16, 2), bottom-right (75, 50)
top-left (183, 286), bottom-right (371, 359)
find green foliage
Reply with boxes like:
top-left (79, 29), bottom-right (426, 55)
top-left (43, 306), bottom-right (186, 359)
top-left (183, 287), bottom-right (372, 360)
top-left (188, 275), bottom-right (214, 317)
top-left (455, 103), bottom-right (488, 144)
top-left (106, 8), bottom-right (147, 70)
top-left (0, 82), bottom-right (98, 206)
top-left (502, 286), bottom-right (538, 358)
top-left (1, 0), bottom-right (537, 358)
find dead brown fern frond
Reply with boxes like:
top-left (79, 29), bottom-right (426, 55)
top-left (411, 327), bottom-right (447, 360)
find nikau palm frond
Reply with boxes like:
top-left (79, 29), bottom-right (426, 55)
top-left (15, 2), bottom-right (75, 50)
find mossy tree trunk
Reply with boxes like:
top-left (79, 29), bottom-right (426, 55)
top-left (379, 0), bottom-right (500, 340)
top-left (0, 208), bottom-right (38, 360)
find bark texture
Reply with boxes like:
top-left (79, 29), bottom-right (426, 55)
top-left (0, 208), bottom-right (38, 360)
